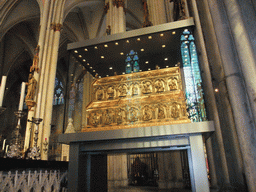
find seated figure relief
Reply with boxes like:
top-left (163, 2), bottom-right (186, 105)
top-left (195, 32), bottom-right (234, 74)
top-left (169, 78), bottom-right (178, 90)
top-left (143, 105), bottom-right (153, 121)
top-left (116, 108), bottom-right (125, 124)
top-left (107, 86), bottom-right (114, 99)
top-left (129, 107), bottom-right (139, 122)
top-left (103, 109), bottom-right (112, 125)
top-left (96, 88), bottom-right (104, 100)
top-left (132, 84), bottom-right (139, 95)
top-left (142, 81), bottom-right (152, 94)
top-left (171, 103), bottom-right (180, 118)
top-left (158, 105), bottom-right (165, 119)
top-left (155, 80), bottom-right (164, 93)
top-left (90, 112), bottom-right (101, 126)
top-left (119, 84), bottom-right (127, 97)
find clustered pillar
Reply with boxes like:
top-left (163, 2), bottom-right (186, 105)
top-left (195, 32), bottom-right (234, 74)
top-left (105, 0), bottom-right (126, 35)
top-left (24, 0), bottom-right (65, 160)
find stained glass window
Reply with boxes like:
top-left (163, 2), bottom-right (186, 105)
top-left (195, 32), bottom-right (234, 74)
top-left (53, 77), bottom-right (64, 105)
top-left (181, 29), bottom-right (207, 122)
top-left (125, 50), bottom-right (139, 73)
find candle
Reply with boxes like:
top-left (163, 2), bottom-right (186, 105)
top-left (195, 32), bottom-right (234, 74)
top-left (5, 145), bottom-right (8, 153)
top-left (2, 139), bottom-right (6, 150)
top-left (0, 76), bottom-right (7, 107)
top-left (18, 82), bottom-right (26, 111)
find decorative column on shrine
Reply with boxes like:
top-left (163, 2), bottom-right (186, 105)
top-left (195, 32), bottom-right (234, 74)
top-left (105, 0), bottom-right (126, 35)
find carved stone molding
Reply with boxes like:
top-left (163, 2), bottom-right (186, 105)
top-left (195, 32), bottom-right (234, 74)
top-left (113, 0), bottom-right (125, 8)
top-left (51, 23), bottom-right (63, 31)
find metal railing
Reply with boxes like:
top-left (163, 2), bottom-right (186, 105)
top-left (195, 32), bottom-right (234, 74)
top-left (0, 170), bottom-right (68, 192)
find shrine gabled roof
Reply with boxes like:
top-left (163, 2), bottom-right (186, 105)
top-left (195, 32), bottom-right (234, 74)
top-left (67, 18), bottom-right (194, 77)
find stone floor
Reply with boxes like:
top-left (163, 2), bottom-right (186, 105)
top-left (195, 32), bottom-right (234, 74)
top-left (109, 186), bottom-right (192, 192)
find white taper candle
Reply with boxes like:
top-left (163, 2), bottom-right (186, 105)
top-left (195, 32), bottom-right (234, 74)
top-left (18, 82), bottom-right (26, 111)
top-left (2, 139), bottom-right (6, 150)
top-left (0, 76), bottom-right (7, 107)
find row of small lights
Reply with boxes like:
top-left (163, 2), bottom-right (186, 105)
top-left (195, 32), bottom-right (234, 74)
top-left (73, 30), bottom-right (178, 77)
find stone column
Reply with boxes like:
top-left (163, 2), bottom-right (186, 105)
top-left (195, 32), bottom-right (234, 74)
top-left (105, 0), bottom-right (126, 34)
top-left (190, 0), bottom-right (231, 187)
top-left (200, 0), bottom-right (251, 190)
top-left (221, 1), bottom-right (256, 191)
top-left (40, 1), bottom-right (65, 160)
top-left (24, 0), bottom-right (52, 151)
top-left (223, 0), bottom-right (256, 123)
top-left (188, 134), bottom-right (210, 192)
top-left (147, 0), bottom-right (167, 25)
top-left (29, 0), bottom-right (65, 160)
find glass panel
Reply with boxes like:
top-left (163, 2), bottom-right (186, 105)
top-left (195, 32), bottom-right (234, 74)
top-left (181, 30), bottom-right (207, 122)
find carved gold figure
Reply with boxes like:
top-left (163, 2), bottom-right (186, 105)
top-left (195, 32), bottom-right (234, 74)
top-left (25, 73), bottom-right (37, 101)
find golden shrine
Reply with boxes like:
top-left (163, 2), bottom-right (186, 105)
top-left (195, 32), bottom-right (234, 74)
top-left (82, 66), bottom-right (191, 132)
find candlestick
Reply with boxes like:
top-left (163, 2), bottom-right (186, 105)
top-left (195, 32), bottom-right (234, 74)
top-left (18, 82), bottom-right (26, 111)
top-left (0, 76), bottom-right (7, 107)
top-left (5, 145), bottom-right (8, 153)
top-left (2, 139), bottom-right (6, 150)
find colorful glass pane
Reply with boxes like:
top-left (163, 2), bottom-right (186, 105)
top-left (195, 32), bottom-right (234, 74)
top-left (181, 30), bottom-right (207, 122)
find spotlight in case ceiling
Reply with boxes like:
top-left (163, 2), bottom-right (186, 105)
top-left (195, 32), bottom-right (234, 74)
top-left (94, 46), bottom-right (98, 49)
top-left (148, 68), bottom-right (151, 70)
top-left (90, 67), bottom-right (92, 69)
top-left (148, 36), bottom-right (152, 39)
top-left (87, 63), bottom-right (90, 65)
top-left (126, 40), bottom-right (129, 43)
top-left (109, 67), bottom-right (113, 70)
top-left (93, 70), bottom-right (95, 72)
top-left (71, 74), bottom-right (73, 76)
top-left (83, 59), bottom-right (86, 62)
top-left (184, 29), bottom-right (188, 32)
top-left (74, 50), bottom-right (78, 53)
top-left (166, 66), bottom-right (169, 68)
top-left (215, 88), bottom-right (219, 93)
top-left (141, 49), bottom-right (144, 51)
top-left (101, 56), bottom-right (104, 59)
top-left (145, 61), bottom-right (149, 64)
top-left (172, 31), bottom-right (176, 35)
top-left (122, 72), bottom-right (125, 74)
top-left (104, 44), bottom-right (108, 47)
top-left (106, 75), bottom-right (109, 77)
top-left (160, 33), bottom-right (164, 37)
top-left (139, 70), bottom-right (142, 72)
top-left (99, 76), bottom-right (101, 78)
top-left (137, 38), bottom-right (141, 41)
top-left (120, 52), bottom-right (124, 55)
top-left (79, 55), bottom-right (82, 58)
top-left (115, 42), bottom-right (118, 45)
top-left (164, 58), bottom-right (168, 61)
top-left (162, 45), bottom-right (166, 48)
top-left (84, 48), bottom-right (88, 51)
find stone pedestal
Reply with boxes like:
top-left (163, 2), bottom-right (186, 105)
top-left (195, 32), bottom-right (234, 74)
top-left (108, 154), bottom-right (128, 189)
top-left (158, 151), bottom-right (185, 189)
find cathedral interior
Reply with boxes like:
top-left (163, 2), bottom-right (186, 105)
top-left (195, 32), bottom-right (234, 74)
top-left (0, 0), bottom-right (256, 192)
